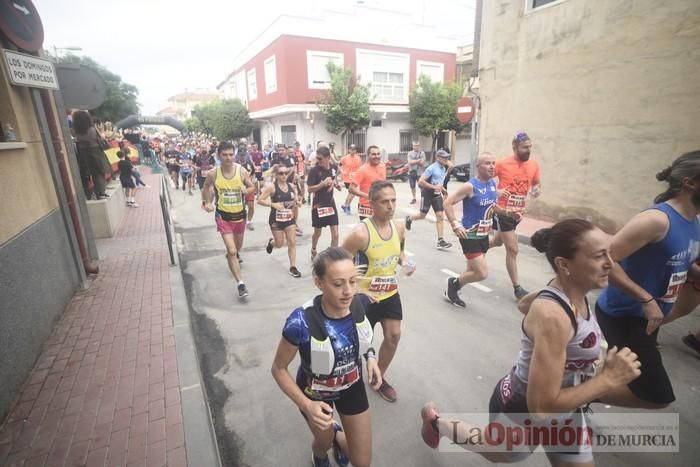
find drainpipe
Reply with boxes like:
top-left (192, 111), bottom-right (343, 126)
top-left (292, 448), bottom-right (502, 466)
top-left (38, 89), bottom-right (99, 275)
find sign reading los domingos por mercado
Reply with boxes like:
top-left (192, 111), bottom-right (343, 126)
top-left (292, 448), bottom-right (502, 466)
top-left (2, 49), bottom-right (58, 90)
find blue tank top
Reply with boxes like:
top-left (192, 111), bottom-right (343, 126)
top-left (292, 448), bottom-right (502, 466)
top-left (597, 203), bottom-right (700, 318)
top-left (461, 177), bottom-right (498, 239)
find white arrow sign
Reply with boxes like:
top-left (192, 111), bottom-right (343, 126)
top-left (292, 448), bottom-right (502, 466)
top-left (12, 2), bottom-right (30, 15)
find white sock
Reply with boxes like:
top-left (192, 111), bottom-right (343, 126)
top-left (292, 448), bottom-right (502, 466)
top-left (238, 280), bottom-right (244, 286)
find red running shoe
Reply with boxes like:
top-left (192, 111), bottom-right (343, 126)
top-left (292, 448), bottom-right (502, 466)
top-left (420, 402), bottom-right (440, 449)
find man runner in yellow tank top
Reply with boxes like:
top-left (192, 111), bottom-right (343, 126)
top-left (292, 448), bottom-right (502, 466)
top-left (202, 142), bottom-right (256, 299)
top-left (342, 180), bottom-right (413, 402)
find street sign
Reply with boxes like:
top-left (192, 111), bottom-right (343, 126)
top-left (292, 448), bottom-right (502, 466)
top-left (456, 96), bottom-right (475, 124)
top-left (56, 63), bottom-right (105, 109)
top-left (0, 0), bottom-right (44, 52)
top-left (2, 49), bottom-right (58, 89)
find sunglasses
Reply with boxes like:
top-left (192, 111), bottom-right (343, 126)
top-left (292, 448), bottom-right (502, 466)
top-left (277, 171), bottom-right (290, 176)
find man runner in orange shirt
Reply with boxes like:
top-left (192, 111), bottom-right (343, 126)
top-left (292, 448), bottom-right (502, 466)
top-left (340, 144), bottom-right (362, 214)
top-left (350, 145), bottom-right (387, 221)
top-left (490, 132), bottom-right (542, 300)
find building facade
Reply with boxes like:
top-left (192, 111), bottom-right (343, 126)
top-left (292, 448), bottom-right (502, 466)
top-left (477, 0), bottom-right (700, 230)
top-left (218, 13), bottom-right (460, 159)
top-left (158, 89), bottom-right (219, 122)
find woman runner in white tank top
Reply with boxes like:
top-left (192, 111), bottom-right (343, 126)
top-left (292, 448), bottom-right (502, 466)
top-left (420, 219), bottom-right (643, 466)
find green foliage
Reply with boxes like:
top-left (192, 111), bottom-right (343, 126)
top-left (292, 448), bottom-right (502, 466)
top-left (409, 75), bottom-right (465, 151)
top-left (190, 99), bottom-right (253, 141)
top-left (318, 62), bottom-right (370, 138)
top-left (57, 53), bottom-right (140, 123)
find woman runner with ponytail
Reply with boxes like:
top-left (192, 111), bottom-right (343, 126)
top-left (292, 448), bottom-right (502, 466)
top-left (595, 150), bottom-right (700, 408)
top-left (420, 219), bottom-right (643, 466)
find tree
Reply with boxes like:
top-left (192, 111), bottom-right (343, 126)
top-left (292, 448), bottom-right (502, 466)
top-left (317, 62), bottom-right (370, 146)
top-left (191, 99), bottom-right (253, 141)
top-left (409, 75), bottom-right (465, 155)
top-left (56, 53), bottom-right (140, 123)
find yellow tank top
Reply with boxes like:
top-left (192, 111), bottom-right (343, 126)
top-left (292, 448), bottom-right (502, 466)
top-left (358, 218), bottom-right (401, 301)
top-left (215, 165), bottom-right (246, 220)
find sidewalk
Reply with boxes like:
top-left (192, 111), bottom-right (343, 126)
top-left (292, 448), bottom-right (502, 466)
top-left (0, 169), bottom-right (211, 467)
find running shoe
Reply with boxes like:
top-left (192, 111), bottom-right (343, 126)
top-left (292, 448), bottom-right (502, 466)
top-left (682, 334), bottom-right (700, 356)
top-left (247, 223), bottom-right (255, 231)
top-left (332, 421), bottom-right (349, 467)
top-left (237, 253), bottom-right (243, 264)
top-left (237, 283), bottom-right (249, 299)
top-left (445, 277), bottom-right (466, 308)
top-left (404, 215), bottom-right (413, 230)
top-left (266, 238), bottom-right (274, 254)
top-left (289, 266), bottom-right (302, 278)
top-left (436, 238), bottom-right (452, 250)
top-left (376, 379), bottom-right (397, 403)
top-left (410, 198), bottom-right (417, 205)
top-left (311, 453), bottom-right (331, 467)
top-left (513, 285), bottom-right (529, 300)
top-left (420, 403), bottom-right (440, 449)
top-left (130, 202), bottom-right (139, 208)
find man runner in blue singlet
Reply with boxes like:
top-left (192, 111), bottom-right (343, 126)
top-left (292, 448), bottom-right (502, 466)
top-left (443, 153), bottom-right (507, 307)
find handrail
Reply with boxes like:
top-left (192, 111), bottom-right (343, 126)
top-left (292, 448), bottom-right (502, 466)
top-left (160, 173), bottom-right (176, 265)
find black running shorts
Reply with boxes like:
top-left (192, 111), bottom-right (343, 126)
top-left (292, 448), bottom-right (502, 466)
top-left (366, 292), bottom-right (403, 328)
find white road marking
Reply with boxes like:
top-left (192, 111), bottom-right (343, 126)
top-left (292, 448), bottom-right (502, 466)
top-left (440, 268), bottom-right (493, 293)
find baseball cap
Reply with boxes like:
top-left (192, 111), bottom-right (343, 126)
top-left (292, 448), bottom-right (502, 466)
top-left (512, 132), bottom-right (530, 144)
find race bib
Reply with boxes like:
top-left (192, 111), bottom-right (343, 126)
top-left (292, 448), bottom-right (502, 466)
top-left (222, 190), bottom-right (243, 208)
top-left (317, 206), bottom-right (335, 218)
top-left (310, 365), bottom-right (360, 393)
top-left (358, 205), bottom-right (373, 217)
top-left (506, 194), bottom-right (526, 211)
top-left (660, 271), bottom-right (687, 303)
top-left (275, 208), bottom-right (293, 222)
top-left (476, 219), bottom-right (492, 237)
top-left (367, 275), bottom-right (398, 294)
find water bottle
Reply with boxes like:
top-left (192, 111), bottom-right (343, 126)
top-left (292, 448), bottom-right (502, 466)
top-left (401, 257), bottom-right (416, 276)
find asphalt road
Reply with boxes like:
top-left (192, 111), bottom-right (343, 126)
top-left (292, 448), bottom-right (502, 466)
top-left (170, 179), bottom-right (700, 467)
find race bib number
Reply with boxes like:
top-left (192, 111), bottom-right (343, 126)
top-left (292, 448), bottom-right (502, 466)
top-left (310, 365), bottom-right (360, 393)
top-left (275, 208), bottom-right (293, 222)
top-left (317, 206), bottom-right (335, 218)
top-left (660, 271), bottom-right (687, 303)
top-left (358, 205), bottom-right (373, 217)
top-left (506, 194), bottom-right (526, 211)
top-left (222, 190), bottom-right (243, 208)
top-left (367, 275), bottom-right (398, 294)
top-left (476, 219), bottom-right (492, 237)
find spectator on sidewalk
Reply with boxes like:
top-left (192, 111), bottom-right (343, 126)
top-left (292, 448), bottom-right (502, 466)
top-left (117, 151), bottom-right (138, 207)
top-left (72, 110), bottom-right (112, 200)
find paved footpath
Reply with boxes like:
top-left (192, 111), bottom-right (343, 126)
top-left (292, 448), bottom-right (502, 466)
top-left (0, 169), bottom-right (214, 467)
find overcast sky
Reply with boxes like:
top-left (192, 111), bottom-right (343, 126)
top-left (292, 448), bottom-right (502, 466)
top-left (35, 0), bottom-right (474, 115)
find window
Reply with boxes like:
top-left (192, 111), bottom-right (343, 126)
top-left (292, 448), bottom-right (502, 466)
top-left (281, 125), bottom-right (296, 146)
top-left (528, 0), bottom-right (564, 10)
top-left (416, 60), bottom-right (444, 83)
top-left (399, 130), bottom-right (419, 152)
top-left (247, 69), bottom-right (257, 101)
top-left (264, 56), bottom-right (277, 94)
top-left (348, 129), bottom-right (366, 154)
top-left (356, 49), bottom-right (409, 104)
top-left (307, 51), bottom-right (344, 89)
top-left (370, 119), bottom-right (382, 127)
top-left (371, 72), bottom-right (405, 102)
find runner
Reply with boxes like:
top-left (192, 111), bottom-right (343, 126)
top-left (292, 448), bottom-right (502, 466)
top-left (292, 141), bottom-right (307, 203)
top-left (443, 153), bottom-right (501, 307)
top-left (405, 149), bottom-right (453, 250)
top-left (271, 247), bottom-right (381, 467)
top-left (306, 147), bottom-right (342, 260)
top-left (117, 150), bottom-right (138, 208)
top-left (595, 151), bottom-right (700, 408)
top-left (420, 219), bottom-right (642, 465)
top-left (342, 180), bottom-right (411, 403)
top-left (258, 165), bottom-right (302, 278)
top-left (178, 150), bottom-right (195, 195)
top-left (350, 145), bottom-right (386, 221)
top-left (202, 142), bottom-right (256, 299)
top-left (340, 144), bottom-right (362, 214)
top-left (166, 143), bottom-right (181, 189)
top-left (249, 142), bottom-right (265, 193)
top-left (406, 141), bottom-right (426, 205)
top-left (490, 132), bottom-right (542, 299)
top-left (237, 143), bottom-right (257, 231)
top-left (194, 144), bottom-right (215, 191)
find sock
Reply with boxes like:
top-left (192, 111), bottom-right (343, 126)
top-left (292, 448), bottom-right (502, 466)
top-left (238, 280), bottom-right (244, 286)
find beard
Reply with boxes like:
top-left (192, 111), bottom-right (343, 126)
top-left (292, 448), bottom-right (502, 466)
top-left (517, 152), bottom-right (530, 161)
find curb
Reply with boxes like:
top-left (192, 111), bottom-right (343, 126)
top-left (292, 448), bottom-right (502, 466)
top-left (167, 178), bottom-right (222, 467)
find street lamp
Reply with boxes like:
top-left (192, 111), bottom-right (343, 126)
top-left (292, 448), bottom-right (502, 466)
top-left (52, 46), bottom-right (82, 58)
